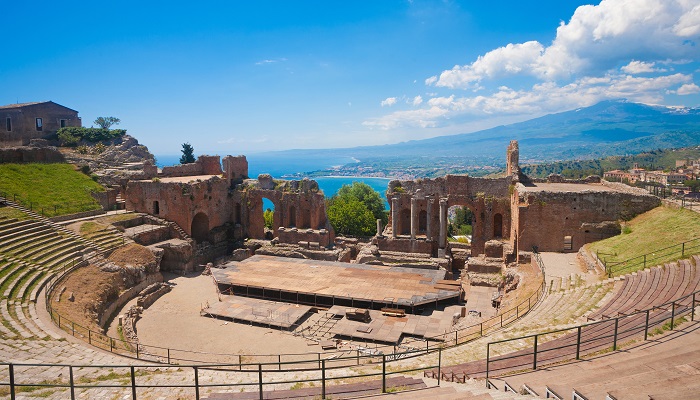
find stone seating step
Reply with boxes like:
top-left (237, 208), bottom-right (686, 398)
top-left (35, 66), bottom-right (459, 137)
top-left (0, 219), bottom-right (40, 235)
top-left (15, 302), bottom-right (48, 339)
top-left (30, 270), bottom-right (59, 303)
top-left (27, 302), bottom-right (62, 340)
top-left (27, 238), bottom-right (84, 262)
top-left (16, 268), bottom-right (46, 302)
top-left (43, 253), bottom-right (84, 273)
top-left (0, 222), bottom-right (47, 243)
top-left (0, 231), bottom-right (59, 254)
top-left (15, 235), bottom-right (75, 260)
top-left (0, 300), bottom-right (32, 338)
top-left (0, 263), bottom-right (30, 298)
top-left (3, 266), bottom-right (36, 299)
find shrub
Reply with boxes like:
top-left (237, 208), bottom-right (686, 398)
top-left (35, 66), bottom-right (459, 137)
top-left (57, 127), bottom-right (126, 146)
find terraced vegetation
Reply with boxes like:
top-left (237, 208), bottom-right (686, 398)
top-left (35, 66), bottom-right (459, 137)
top-left (0, 163), bottom-right (104, 217)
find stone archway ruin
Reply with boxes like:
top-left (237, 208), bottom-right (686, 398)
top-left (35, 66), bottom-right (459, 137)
top-left (191, 212), bottom-right (209, 243)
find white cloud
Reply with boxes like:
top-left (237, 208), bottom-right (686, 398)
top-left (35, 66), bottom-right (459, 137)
top-left (255, 58), bottom-right (288, 65)
top-left (365, 73), bottom-right (693, 129)
top-left (430, 0), bottom-right (700, 88)
top-left (381, 97), bottom-right (398, 107)
top-left (412, 95), bottom-right (423, 106)
top-left (621, 60), bottom-right (667, 74)
top-left (675, 83), bottom-right (700, 95)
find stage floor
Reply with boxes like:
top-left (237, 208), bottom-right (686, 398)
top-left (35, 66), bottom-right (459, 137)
top-left (211, 255), bottom-right (461, 309)
top-left (202, 296), bottom-right (312, 330)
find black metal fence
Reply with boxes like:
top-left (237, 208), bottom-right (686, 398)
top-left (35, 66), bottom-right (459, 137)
top-left (0, 347), bottom-right (443, 400)
top-left (600, 237), bottom-right (700, 277)
top-left (485, 286), bottom-right (700, 386)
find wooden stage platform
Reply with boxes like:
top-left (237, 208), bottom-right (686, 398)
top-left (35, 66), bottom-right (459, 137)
top-left (211, 255), bottom-right (462, 312)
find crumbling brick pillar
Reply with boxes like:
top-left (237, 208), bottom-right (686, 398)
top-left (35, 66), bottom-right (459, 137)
top-left (439, 198), bottom-right (447, 249)
top-left (426, 198), bottom-right (433, 241)
top-left (391, 197), bottom-right (399, 238)
top-left (410, 197), bottom-right (418, 240)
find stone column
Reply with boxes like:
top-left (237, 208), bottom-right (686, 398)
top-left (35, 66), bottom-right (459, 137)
top-left (426, 198), bottom-right (433, 241)
top-left (439, 198), bottom-right (447, 248)
top-left (376, 219), bottom-right (383, 237)
top-left (410, 197), bottom-right (418, 240)
top-left (391, 197), bottom-right (399, 238)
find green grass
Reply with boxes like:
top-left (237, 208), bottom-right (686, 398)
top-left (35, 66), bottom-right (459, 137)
top-left (0, 207), bottom-right (30, 221)
top-left (0, 163), bottom-right (104, 217)
top-left (588, 206), bottom-right (700, 272)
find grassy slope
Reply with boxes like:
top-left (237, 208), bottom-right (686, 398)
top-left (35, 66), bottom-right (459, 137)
top-left (587, 206), bottom-right (700, 269)
top-left (0, 163), bottom-right (104, 217)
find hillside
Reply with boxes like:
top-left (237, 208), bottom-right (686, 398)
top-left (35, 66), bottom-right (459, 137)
top-left (0, 163), bottom-right (103, 216)
top-left (522, 147), bottom-right (700, 178)
top-left (263, 100), bottom-right (700, 179)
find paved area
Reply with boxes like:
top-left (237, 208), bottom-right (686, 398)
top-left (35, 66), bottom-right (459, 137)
top-left (204, 296), bottom-right (313, 329)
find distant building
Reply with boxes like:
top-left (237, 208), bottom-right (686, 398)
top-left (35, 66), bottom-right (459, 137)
top-left (0, 101), bottom-right (81, 147)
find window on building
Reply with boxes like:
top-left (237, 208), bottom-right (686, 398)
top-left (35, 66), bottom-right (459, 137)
top-left (153, 201), bottom-right (160, 215)
top-left (5, 118), bottom-right (10, 132)
top-left (564, 236), bottom-right (573, 251)
top-left (60, 119), bottom-right (66, 128)
top-left (35, 118), bottom-right (42, 131)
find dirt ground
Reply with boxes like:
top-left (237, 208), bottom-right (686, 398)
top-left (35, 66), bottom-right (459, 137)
top-left (123, 272), bottom-right (326, 360)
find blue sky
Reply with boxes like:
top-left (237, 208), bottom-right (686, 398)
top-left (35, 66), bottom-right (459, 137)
top-left (2, 0), bottom-right (699, 155)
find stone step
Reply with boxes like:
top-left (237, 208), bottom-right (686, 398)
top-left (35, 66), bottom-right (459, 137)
top-left (27, 238), bottom-right (83, 262)
top-left (0, 263), bottom-right (30, 298)
top-left (15, 235), bottom-right (74, 260)
top-left (0, 230), bottom-right (59, 254)
top-left (16, 268), bottom-right (46, 302)
top-left (15, 302), bottom-right (48, 339)
top-left (30, 270), bottom-right (58, 303)
top-left (0, 222), bottom-right (47, 242)
top-left (1, 300), bottom-right (32, 338)
top-left (28, 302), bottom-right (62, 340)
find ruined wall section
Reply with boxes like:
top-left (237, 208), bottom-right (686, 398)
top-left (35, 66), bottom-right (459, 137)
top-left (514, 185), bottom-right (660, 252)
top-left (160, 155), bottom-right (223, 177)
top-left (385, 175), bottom-right (512, 256)
top-left (125, 176), bottom-right (232, 240)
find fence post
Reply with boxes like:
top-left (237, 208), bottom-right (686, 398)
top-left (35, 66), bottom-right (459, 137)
top-left (644, 309), bottom-right (650, 341)
top-left (485, 343), bottom-right (490, 388)
top-left (69, 365), bottom-right (75, 400)
top-left (613, 318), bottom-right (619, 351)
top-left (693, 293), bottom-right (696, 322)
top-left (130, 366), bottom-right (137, 400)
top-left (644, 254), bottom-right (647, 270)
top-left (9, 363), bottom-right (15, 400)
top-left (258, 364), bottom-right (263, 400)
top-left (322, 359), bottom-right (326, 399)
top-left (480, 323), bottom-right (483, 336)
top-left (167, 348), bottom-right (170, 364)
top-left (194, 366), bottom-right (199, 400)
top-left (500, 313), bottom-right (503, 328)
top-left (88, 330), bottom-right (91, 344)
top-left (437, 346), bottom-right (442, 386)
top-left (533, 335), bottom-right (538, 370)
top-left (382, 354), bottom-right (387, 393)
top-left (136, 344), bottom-right (139, 359)
top-left (455, 330), bottom-right (458, 345)
top-left (682, 243), bottom-right (685, 258)
top-left (576, 326), bottom-right (582, 360)
top-left (671, 302), bottom-right (676, 330)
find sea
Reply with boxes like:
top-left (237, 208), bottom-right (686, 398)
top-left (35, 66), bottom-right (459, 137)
top-left (155, 154), bottom-right (392, 210)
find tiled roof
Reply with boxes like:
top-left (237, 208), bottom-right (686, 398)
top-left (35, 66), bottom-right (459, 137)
top-left (0, 101), bottom-right (78, 113)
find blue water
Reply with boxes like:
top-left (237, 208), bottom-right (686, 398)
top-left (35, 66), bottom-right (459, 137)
top-left (155, 155), bottom-right (391, 210)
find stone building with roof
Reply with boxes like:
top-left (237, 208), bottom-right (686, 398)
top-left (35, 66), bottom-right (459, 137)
top-left (0, 101), bottom-right (81, 146)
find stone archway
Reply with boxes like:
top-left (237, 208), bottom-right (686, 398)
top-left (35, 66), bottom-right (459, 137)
top-left (191, 212), bottom-right (209, 243)
top-left (493, 213), bottom-right (503, 238)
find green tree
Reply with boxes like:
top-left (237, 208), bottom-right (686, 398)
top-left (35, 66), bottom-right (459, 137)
top-left (326, 197), bottom-right (376, 237)
top-left (263, 208), bottom-right (274, 229)
top-left (684, 180), bottom-right (700, 192)
top-left (336, 182), bottom-right (388, 224)
top-left (93, 116), bottom-right (120, 129)
top-left (180, 142), bottom-right (196, 164)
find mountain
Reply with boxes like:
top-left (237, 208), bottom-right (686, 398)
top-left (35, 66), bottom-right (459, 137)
top-left (252, 100), bottom-right (700, 178)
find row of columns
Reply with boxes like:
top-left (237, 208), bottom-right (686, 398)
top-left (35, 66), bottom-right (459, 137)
top-left (390, 196), bottom-right (448, 248)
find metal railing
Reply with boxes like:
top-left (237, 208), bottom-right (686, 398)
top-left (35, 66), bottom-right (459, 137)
top-left (600, 237), bottom-right (700, 277)
top-left (485, 284), bottom-right (700, 384)
top-left (0, 347), bottom-right (443, 400)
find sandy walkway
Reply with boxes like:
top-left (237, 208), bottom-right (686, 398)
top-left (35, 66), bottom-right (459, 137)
top-left (129, 272), bottom-right (324, 361)
top-left (540, 252), bottom-right (604, 286)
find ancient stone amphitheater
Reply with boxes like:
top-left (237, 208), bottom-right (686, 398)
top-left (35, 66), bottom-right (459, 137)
top-left (1, 196), bottom-right (699, 399)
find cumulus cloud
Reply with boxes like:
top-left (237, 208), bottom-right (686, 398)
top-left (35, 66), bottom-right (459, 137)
top-left (429, 0), bottom-right (700, 88)
top-left (412, 95), bottom-right (423, 106)
top-left (621, 60), bottom-right (667, 74)
top-left (675, 83), bottom-right (700, 95)
top-left (364, 73), bottom-right (693, 129)
top-left (381, 97), bottom-right (398, 107)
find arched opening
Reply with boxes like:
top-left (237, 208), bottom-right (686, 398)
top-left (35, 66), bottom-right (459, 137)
top-left (261, 197), bottom-right (276, 240)
top-left (448, 205), bottom-right (473, 243)
top-left (152, 201), bottom-right (159, 215)
top-left (191, 212), bottom-right (209, 243)
top-left (289, 206), bottom-right (296, 227)
top-left (493, 213), bottom-right (503, 238)
top-left (400, 208), bottom-right (411, 235)
top-left (418, 210), bottom-right (427, 233)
